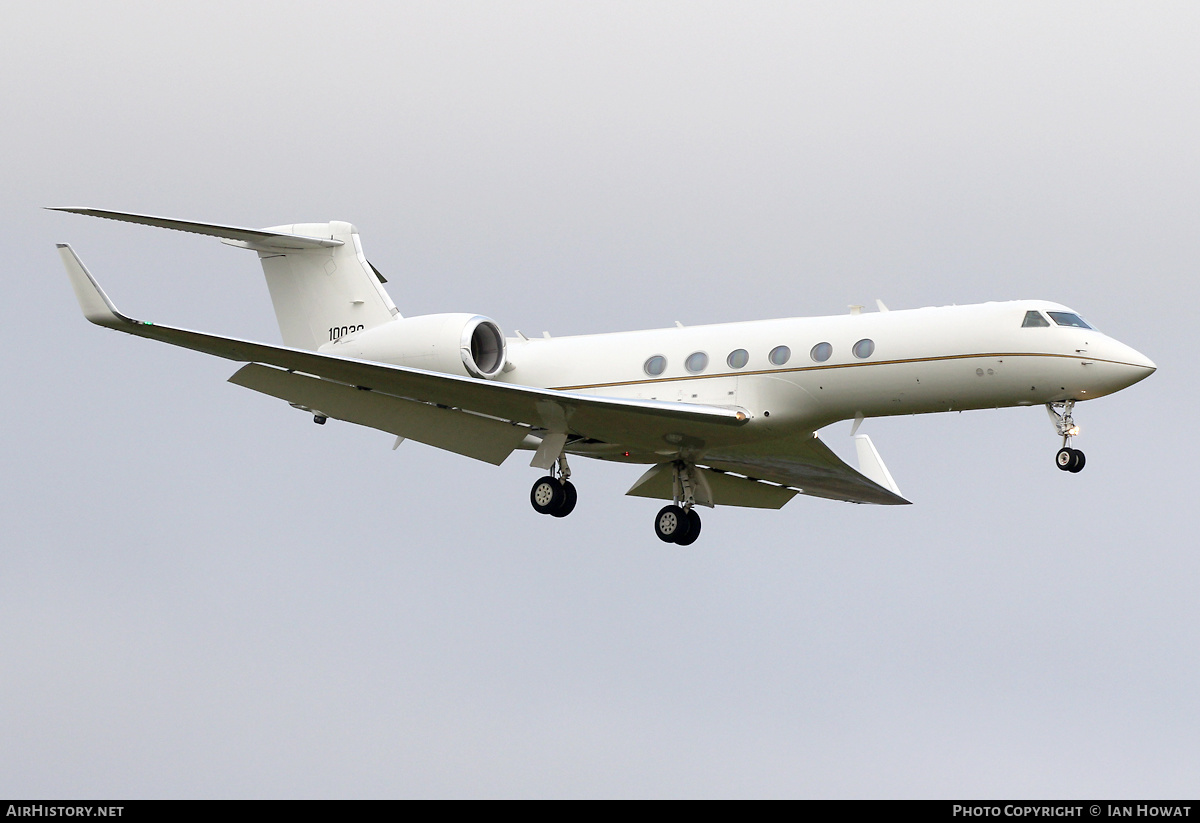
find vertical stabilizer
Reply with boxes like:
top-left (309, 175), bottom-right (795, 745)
top-left (47, 209), bottom-right (401, 351)
top-left (250, 221), bottom-right (399, 350)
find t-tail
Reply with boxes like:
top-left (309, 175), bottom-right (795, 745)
top-left (48, 208), bottom-right (401, 350)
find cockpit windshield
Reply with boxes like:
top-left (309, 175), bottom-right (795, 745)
top-left (1021, 310), bottom-right (1050, 327)
top-left (1047, 311), bottom-right (1093, 330)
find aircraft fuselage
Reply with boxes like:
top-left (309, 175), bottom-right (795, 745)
top-left (497, 300), bottom-right (1155, 457)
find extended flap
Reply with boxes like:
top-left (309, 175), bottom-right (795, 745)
top-left (626, 464), bottom-right (797, 509)
top-left (229, 363), bottom-right (528, 465)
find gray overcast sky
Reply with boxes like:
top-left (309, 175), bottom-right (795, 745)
top-left (2, 1), bottom-right (1198, 798)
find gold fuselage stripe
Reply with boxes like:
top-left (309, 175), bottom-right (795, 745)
top-left (547, 351), bottom-right (1146, 392)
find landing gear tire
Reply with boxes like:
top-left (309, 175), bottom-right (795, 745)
top-left (1056, 448), bottom-right (1074, 472)
top-left (531, 476), bottom-right (565, 515)
top-left (1056, 447), bottom-right (1086, 473)
top-left (551, 481), bottom-right (578, 517)
top-left (1068, 449), bottom-right (1086, 473)
top-left (674, 509), bottom-right (702, 546)
top-left (654, 505), bottom-right (694, 544)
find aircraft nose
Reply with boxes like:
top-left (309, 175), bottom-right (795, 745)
top-left (1124, 345), bottom-right (1156, 373)
top-left (1107, 339), bottom-right (1156, 389)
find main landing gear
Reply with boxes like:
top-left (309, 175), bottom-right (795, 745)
top-left (654, 462), bottom-right (703, 546)
top-left (655, 504), bottom-right (701, 545)
top-left (529, 455), bottom-right (577, 518)
top-left (528, 456), bottom-right (708, 544)
top-left (1047, 400), bottom-right (1086, 473)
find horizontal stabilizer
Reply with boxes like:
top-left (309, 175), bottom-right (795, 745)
top-left (48, 207), bottom-right (343, 250)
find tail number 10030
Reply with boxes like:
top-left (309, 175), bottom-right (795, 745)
top-left (329, 325), bottom-right (365, 341)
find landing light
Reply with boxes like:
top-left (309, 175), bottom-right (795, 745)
top-left (1067, 425), bottom-right (1081, 437)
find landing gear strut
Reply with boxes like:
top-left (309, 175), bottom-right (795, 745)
top-left (1047, 401), bottom-right (1086, 473)
top-left (654, 462), bottom-right (703, 545)
top-left (530, 455), bottom-right (577, 517)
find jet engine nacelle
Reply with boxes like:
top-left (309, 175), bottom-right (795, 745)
top-left (321, 313), bottom-right (507, 379)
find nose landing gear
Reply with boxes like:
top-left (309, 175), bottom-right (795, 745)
top-left (1047, 401), bottom-right (1086, 473)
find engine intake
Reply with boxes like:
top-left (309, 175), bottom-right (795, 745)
top-left (321, 313), bottom-right (508, 379)
top-left (460, 316), bottom-right (505, 378)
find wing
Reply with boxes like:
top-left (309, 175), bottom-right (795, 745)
top-left (228, 363), bottom-right (531, 464)
top-left (626, 462), bottom-right (800, 509)
top-left (623, 431), bottom-right (910, 508)
top-left (701, 432), bottom-right (911, 505)
top-left (58, 244), bottom-right (750, 465)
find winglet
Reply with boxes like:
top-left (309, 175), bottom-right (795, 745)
top-left (56, 244), bottom-right (133, 328)
top-left (854, 434), bottom-right (905, 500)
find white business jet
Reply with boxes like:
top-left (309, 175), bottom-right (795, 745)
top-left (54, 208), bottom-right (1156, 545)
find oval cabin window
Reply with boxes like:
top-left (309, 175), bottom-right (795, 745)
top-left (852, 338), bottom-right (875, 359)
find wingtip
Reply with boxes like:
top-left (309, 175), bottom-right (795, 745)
top-left (56, 244), bottom-right (129, 328)
top-left (853, 433), bottom-right (905, 500)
